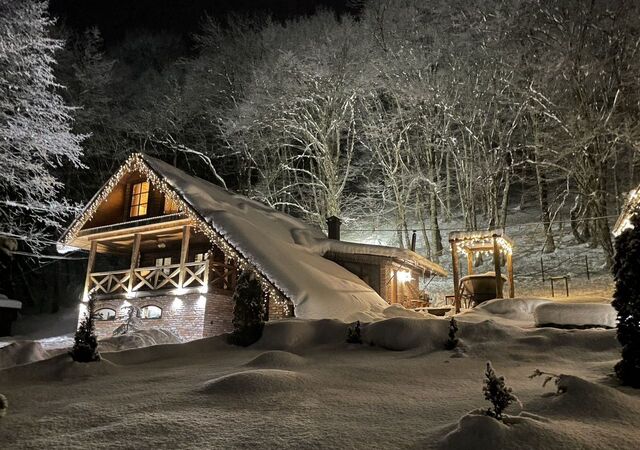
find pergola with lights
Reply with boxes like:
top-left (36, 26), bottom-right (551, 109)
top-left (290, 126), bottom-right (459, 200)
top-left (449, 229), bottom-right (515, 313)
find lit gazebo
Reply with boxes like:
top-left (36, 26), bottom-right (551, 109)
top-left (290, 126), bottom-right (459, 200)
top-left (449, 229), bottom-right (515, 313)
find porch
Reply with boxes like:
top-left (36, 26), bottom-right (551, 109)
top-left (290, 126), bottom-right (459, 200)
top-left (81, 218), bottom-right (238, 300)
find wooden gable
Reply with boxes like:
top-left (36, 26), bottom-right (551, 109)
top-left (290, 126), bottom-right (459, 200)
top-left (83, 171), bottom-right (174, 230)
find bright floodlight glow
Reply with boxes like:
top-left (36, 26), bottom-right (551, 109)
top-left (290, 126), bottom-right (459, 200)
top-left (198, 285), bottom-right (209, 294)
top-left (172, 287), bottom-right (188, 296)
top-left (397, 270), bottom-right (413, 283)
top-left (197, 295), bottom-right (207, 308)
top-left (172, 297), bottom-right (183, 311)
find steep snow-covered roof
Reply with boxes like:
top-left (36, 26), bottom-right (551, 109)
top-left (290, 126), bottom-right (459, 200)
top-left (139, 155), bottom-right (396, 320)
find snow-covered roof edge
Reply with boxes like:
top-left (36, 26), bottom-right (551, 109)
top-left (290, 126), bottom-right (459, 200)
top-left (320, 240), bottom-right (447, 276)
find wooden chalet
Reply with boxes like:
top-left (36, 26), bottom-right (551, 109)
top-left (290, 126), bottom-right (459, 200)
top-left (59, 154), bottom-right (446, 341)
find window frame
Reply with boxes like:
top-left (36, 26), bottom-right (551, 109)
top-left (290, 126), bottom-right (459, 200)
top-left (94, 308), bottom-right (116, 321)
top-left (140, 305), bottom-right (163, 320)
top-left (129, 181), bottom-right (150, 218)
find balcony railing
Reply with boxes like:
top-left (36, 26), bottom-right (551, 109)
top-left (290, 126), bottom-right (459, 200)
top-left (89, 260), bottom-right (233, 297)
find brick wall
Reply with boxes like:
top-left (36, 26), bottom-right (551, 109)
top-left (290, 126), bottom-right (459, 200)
top-left (92, 292), bottom-right (233, 342)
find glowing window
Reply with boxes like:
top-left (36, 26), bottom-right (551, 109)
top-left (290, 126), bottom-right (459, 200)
top-left (141, 305), bottom-right (162, 320)
top-left (155, 257), bottom-right (172, 275)
top-left (163, 195), bottom-right (179, 214)
top-left (95, 308), bottom-right (116, 321)
top-left (129, 181), bottom-right (150, 217)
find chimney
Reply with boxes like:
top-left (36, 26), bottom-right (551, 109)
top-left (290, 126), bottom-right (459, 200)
top-left (326, 216), bottom-right (342, 240)
top-left (410, 230), bottom-right (417, 251)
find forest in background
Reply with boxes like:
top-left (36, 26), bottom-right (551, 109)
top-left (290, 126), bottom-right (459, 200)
top-left (2, 0), bottom-right (639, 311)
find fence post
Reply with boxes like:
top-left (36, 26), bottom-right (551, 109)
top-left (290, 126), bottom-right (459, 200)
top-left (540, 257), bottom-right (545, 282)
top-left (585, 255), bottom-right (590, 281)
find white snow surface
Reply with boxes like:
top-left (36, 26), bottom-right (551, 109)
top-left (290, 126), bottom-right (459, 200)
top-left (534, 302), bottom-right (617, 328)
top-left (2, 312), bottom-right (638, 449)
top-left (144, 155), bottom-right (392, 321)
top-left (0, 295), bottom-right (21, 310)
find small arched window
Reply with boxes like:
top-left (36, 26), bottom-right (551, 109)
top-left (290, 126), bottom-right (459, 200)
top-left (95, 308), bottom-right (116, 321)
top-left (140, 305), bottom-right (162, 320)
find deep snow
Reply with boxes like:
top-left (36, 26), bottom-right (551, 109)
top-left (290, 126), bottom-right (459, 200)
top-left (1, 298), bottom-right (637, 449)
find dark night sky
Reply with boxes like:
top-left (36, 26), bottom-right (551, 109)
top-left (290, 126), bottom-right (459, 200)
top-left (49, 0), bottom-right (348, 47)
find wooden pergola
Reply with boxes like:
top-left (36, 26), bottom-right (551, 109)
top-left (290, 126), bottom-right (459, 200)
top-left (449, 229), bottom-right (515, 313)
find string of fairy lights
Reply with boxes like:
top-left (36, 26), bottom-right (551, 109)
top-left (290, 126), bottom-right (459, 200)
top-left (63, 153), bottom-right (289, 307)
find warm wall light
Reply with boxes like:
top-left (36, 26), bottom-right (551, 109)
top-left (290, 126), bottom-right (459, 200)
top-left (397, 270), bottom-right (413, 283)
top-left (172, 297), bottom-right (183, 311)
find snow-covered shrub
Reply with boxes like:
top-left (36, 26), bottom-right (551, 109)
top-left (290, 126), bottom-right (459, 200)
top-left (70, 296), bottom-right (100, 363)
top-left (612, 214), bottom-right (640, 388)
top-left (529, 369), bottom-right (565, 393)
top-left (444, 317), bottom-right (459, 350)
top-left (228, 271), bottom-right (266, 346)
top-left (483, 362), bottom-right (518, 420)
top-left (347, 321), bottom-right (362, 344)
top-left (0, 393), bottom-right (7, 418)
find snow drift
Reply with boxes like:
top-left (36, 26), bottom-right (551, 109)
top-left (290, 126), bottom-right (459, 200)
top-left (534, 302), bottom-right (616, 328)
top-left (439, 375), bottom-right (640, 449)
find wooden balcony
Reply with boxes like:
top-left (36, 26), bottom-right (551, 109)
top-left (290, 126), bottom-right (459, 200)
top-left (88, 259), bottom-right (236, 298)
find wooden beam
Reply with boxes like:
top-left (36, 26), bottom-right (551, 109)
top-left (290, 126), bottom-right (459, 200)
top-left (493, 236), bottom-right (504, 299)
top-left (82, 240), bottom-right (98, 301)
top-left (127, 233), bottom-right (142, 294)
top-left (451, 240), bottom-right (461, 313)
top-left (507, 252), bottom-right (515, 298)
top-left (178, 225), bottom-right (191, 288)
top-left (467, 253), bottom-right (474, 276)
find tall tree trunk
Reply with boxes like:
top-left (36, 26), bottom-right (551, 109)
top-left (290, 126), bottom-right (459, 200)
top-left (416, 197), bottom-right (432, 259)
top-left (533, 149), bottom-right (556, 253)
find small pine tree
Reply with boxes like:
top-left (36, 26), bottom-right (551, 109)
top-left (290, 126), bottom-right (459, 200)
top-left (444, 317), bottom-right (459, 350)
top-left (483, 362), bottom-right (518, 420)
top-left (0, 393), bottom-right (7, 418)
top-left (347, 321), bottom-right (362, 344)
top-left (70, 295), bottom-right (100, 363)
top-left (612, 214), bottom-right (640, 388)
top-left (228, 271), bottom-right (266, 346)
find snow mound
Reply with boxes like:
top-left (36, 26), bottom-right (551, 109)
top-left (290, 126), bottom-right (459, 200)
top-left (199, 369), bottom-right (309, 396)
top-left (474, 298), bottom-right (551, 321)
top-left (365, 317), bottom-right (448, 351)
top-left (244, 351), bottom-right (307, 369)
top-left (440, 376), bottom-right (640, 449)
top-left (528, 375), bottom-right (640, 421)
top-left (99, 329), bottom-right (181, 352)
top-left (0, 353), bottom-right (118, 383)
top-left (256, 319), bottom-right (349, 351)
top-left (0, 341), bottom-right (49, 369)
top-left (534, 302), bottom-right (616, 328)
top-left (437, 411), bottom-right (572, 449)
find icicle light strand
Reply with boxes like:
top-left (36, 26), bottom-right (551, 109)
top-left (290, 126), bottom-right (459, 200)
top-left (63, 153), bottom-right (289, 307)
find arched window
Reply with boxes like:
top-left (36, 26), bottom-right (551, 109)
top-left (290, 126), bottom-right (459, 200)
top-left (95, 308), bottom-right (116, 321)
top-left (140, 305), bottom-right (162, 320)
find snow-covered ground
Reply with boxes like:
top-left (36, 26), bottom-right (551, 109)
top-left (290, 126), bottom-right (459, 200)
top-left (1, 298), bottom-right (638, 449)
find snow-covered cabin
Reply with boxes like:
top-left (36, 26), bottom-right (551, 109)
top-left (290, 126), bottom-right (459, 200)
top-left (58, 154), bottom-right (446, 341)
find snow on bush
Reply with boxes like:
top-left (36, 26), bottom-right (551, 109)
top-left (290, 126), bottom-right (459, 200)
top-left (534, 302), bottom-right (616, 328)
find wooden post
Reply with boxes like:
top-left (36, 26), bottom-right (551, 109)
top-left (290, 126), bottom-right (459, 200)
top-left (507, 252), bottom-right (515, 298)
top-left (493, 236), bottom-right (504, 299)
top-left (83, 240), bottom-right (98, 301)
top-left (451, 240), bottom-right (461, 313)
top-left (467, 252), bottom-right (474, 276)
top-left (178, 225), bottom-right (191, 288)
top-left (127, 233), bottom-right (142, 295)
